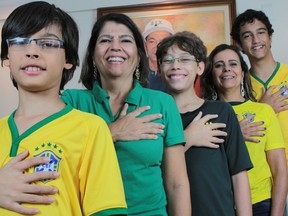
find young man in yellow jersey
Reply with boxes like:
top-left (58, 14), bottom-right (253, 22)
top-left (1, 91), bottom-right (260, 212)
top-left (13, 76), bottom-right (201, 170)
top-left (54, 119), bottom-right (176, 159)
top-left (231, 9), bottom-right (288, 216)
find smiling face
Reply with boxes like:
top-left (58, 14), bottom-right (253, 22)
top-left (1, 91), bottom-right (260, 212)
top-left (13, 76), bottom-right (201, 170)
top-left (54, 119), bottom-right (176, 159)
top-left (93, 21), bottom-right (139, 84)
top-left (212, 49), bottom-right (244, 96)
top-left (3, 24), bottom-right (72, 92)
top-left (238, 19), bottom-right (272, 61)
top-left (159, 44), bottom-right (203, 94)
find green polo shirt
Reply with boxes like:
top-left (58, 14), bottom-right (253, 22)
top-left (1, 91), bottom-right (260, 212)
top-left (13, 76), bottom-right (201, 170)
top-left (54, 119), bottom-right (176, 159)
top-left (61, 81), bottom-right (185, 215)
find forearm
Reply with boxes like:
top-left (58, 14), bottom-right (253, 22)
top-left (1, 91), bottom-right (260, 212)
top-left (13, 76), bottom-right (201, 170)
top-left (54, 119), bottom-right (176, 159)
top-left (166, 183), bottom-right (191, 216)
top-left (232, 171), bottom-right (252, 216)
top-left (270, 171), bottom-right (288, 216)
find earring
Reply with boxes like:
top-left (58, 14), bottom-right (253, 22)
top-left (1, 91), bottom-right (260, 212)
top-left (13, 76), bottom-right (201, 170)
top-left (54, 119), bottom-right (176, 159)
top-left (135, 65), bottom-right (140, 80)
top-left (93, 64), bottom-right (98, 79)
top-left (212, 91), bottom-right (218, 100)
top-left (241, 80), bottom-right (245, 97)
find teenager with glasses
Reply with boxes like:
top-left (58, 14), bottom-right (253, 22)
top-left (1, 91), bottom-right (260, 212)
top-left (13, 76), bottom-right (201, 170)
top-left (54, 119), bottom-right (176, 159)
top-left (0, 2), bottom-right (127, 215)
top-left (156, 31), bottom-right (253, 216)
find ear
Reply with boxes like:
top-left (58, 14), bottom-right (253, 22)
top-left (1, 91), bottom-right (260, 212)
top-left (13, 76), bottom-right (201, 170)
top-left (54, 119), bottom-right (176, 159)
top-left (196, 61), bottom-right (205, 76)
top-left (64, 62), bottom-right (73, 70)
top-left (3, 59), bottom-right (10, 67)
top-left (235, 42), bottom-right (245, 54)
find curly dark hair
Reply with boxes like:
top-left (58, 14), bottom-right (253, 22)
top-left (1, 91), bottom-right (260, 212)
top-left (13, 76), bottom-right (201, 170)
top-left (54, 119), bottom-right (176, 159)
top-left (230, 9), bottom-right (274, 45)
top-left (201, 44), bottom-right (256, 101)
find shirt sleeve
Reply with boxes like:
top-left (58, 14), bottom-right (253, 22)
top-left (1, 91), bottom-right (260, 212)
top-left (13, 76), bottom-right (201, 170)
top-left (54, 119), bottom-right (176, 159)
top-left (224, 103), bottom-right (253, 176)
top-left (80, 116), bottom-right (127, 216)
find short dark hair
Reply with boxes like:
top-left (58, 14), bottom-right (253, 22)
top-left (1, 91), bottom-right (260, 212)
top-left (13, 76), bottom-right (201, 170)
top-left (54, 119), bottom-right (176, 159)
top-left (1, 1), bottom-right (79, 90)
top-left (80, 13), bottom-right (149, 90)
top-left (230, 9), bottom-right (274, 45)
top-left (201, 44), bottom-right (256, 101)
top-left (156, 31), bottom-right (207, 68)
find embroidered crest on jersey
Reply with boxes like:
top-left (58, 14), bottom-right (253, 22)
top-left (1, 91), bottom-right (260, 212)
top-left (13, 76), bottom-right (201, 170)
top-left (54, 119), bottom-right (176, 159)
top-left (279, 81), bottom-right (288, 96)
top-left (34, 143), bottom-right (62, 183)
top-left (242, 112), bottom-right (255, 123)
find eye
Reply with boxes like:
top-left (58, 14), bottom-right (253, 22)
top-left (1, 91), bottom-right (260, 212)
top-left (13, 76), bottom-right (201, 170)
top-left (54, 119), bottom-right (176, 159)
top-left (258, 30), bottom-right (266, 35)
top-left (121, 38), bottom-right (133, 43)
top-left (214, 62), bottom-right (224, 68)
top-left (147, 39), bottom-right (156, 44)
top-left (180, 57), bottom-right (194, 63)
top-left (98, 38), bottom-right (111, 43)
top-left (230, 62), bottom-right (239, 67)
top-left (242, 33), bottom-right (251, 39)
top-left (9, 38), bottom-right (28, 46)
top-left (162, 57), bottom-right (173, 64)
top-left (38, 39), bottom-right (59, 49)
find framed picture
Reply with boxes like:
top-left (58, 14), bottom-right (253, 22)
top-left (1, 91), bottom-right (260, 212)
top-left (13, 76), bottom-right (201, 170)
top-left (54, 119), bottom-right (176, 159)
top-left (97, 0), bottom-right (236, 54)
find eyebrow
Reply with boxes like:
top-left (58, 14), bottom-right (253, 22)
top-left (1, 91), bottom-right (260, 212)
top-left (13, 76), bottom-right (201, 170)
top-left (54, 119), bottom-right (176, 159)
top-left (98, 34), bottom-right (135, 39)
top-left (40, 33), bottom-right (62, 39)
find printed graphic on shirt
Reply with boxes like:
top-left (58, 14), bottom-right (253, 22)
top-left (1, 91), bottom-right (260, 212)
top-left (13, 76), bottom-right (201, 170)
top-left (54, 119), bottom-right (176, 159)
top-left (242, 112), bottom-right (255, 123)
top-left (34, 143), bottom-right (63, 183)
top-left (279, 81), bottom-right (288, 96)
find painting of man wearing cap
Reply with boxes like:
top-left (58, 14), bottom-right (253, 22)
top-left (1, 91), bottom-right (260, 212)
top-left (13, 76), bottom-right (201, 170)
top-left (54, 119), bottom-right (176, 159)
top-left (142, 19), bottom-right (174, 91)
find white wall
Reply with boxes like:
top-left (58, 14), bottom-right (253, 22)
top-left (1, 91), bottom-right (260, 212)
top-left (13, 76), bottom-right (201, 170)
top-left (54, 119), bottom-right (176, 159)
top-left (0, 0), bottom-right (287, 117)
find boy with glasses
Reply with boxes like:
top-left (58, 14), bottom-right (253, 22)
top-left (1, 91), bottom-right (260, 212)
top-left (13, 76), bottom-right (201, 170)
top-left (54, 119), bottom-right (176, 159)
top-left (0, 1), bottom-right (127, 215)
top-left (156, 31), bottom-right (253, 216)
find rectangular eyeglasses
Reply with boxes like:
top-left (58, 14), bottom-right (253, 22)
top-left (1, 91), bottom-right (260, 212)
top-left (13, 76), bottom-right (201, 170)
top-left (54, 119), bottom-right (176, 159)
top-left (6, 37), bottom-right (65, 51)
top-left (160, 55), bottom-right (199, 65)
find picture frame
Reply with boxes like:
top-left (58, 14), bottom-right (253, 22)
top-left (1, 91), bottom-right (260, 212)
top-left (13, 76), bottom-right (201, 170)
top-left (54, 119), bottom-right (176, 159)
top-left (97, 0), bottom-right (236, 54)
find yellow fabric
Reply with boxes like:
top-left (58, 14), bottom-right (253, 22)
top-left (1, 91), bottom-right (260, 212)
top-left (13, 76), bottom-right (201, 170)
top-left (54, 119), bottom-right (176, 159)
top-left (0, 108), bottom-right (127, 215)
top-left (232, 100), bottom-right (285, 204)
top-left (250, 63), bottom-right (288, 161)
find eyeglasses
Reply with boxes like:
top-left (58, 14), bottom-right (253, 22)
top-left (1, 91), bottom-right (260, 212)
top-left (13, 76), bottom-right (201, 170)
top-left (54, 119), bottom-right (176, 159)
top-left (160, 55), bottom-right (199, 65)
top-left (6, 37), bottom-right (65, 51)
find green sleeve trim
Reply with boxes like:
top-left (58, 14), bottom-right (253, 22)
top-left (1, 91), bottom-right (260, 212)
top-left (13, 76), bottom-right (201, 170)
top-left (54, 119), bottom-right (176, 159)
top-left (90, 208), bottom-right (127, 216)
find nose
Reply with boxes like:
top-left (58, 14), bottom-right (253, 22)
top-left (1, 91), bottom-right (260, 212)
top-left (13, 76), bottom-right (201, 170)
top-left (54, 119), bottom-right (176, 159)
top-left (252, 34), bottom-right (260, 43)
top-left (170, 58), bottom-right (181, 70)
top-left (25, 41), bottom-right (39, 59)
top-left (110, 40), bottom-right (121, 51)
top-left (224, 64), bottom-right (231, 72)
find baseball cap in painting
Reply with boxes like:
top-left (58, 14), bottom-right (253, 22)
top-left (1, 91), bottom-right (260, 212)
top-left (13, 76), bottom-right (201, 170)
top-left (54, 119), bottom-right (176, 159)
top-left (143, 19), bottom-right (174, 40)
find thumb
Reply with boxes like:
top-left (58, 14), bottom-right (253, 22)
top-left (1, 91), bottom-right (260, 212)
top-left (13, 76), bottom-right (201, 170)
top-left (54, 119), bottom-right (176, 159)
top-left (193, 111), bottom-right (203, 122)
top-left (119, 103), bottom-right (129, 118)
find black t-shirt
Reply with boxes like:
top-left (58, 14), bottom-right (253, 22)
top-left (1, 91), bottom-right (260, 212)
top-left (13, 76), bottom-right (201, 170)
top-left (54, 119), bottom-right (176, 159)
top-left (182, 100), bottom-right (252, 216)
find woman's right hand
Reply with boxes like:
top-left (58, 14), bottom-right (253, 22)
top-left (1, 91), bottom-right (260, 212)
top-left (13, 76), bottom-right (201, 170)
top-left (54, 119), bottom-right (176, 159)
top-left (109, 104), bottom-right (164, 142)
top-left (0, 150), bottom-right (58, 215)
top-left (239, 115), bottom-right (265, 143)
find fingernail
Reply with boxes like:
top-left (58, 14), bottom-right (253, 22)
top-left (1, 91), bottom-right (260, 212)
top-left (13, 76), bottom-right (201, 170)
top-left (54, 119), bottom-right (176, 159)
top-left (264, 127), bottom-right (266, 130)
top-left (48, 197), bottom-right (55, 202)
top-left (43, 157), bottom-right (50, 162)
